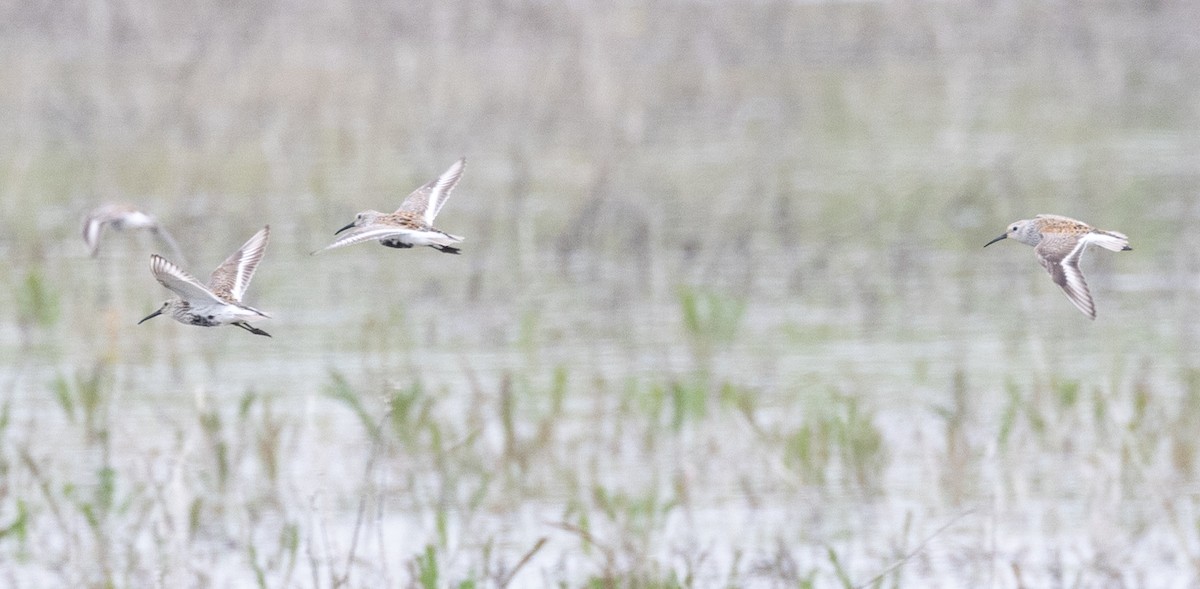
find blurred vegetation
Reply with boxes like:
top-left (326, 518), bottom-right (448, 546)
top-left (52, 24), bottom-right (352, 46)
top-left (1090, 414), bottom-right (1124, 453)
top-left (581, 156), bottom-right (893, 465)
top-left (0, 0), bottom-right (1198, 586)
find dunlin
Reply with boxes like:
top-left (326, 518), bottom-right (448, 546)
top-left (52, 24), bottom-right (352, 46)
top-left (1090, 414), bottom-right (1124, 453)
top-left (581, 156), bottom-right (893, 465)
top-left (985, 214), bottom-right (1131, 319)
top-left (83, 204), bottom-right (184, 262)
top-left (314, 157), bottom-right (466, 255)
top-left (139, 226), bottom-right (272, 337)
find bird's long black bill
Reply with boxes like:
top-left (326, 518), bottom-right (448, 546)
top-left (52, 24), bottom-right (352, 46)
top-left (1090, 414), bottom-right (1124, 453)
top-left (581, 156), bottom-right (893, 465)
top-left (334, 222), bottom-right (355, 235)
top-left (137, 309), bottom-right (163, 324)
top-left (983, 234), bottom-right (1007, 248)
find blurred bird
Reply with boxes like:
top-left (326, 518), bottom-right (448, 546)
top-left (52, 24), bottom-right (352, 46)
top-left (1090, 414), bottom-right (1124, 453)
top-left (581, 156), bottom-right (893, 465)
top-left (985, 214), bottom-right (1132, 319)
top-left (314, 157), bottom-right (466, 255)
top-left (82, 203), bottom-right (185, 263)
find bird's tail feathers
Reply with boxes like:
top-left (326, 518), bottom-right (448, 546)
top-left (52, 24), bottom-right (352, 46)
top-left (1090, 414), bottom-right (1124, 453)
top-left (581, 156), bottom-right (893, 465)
top-left (1090, 231), bottom-right (1131, 252)
top-left (433, 232), bottom-right (464, 245)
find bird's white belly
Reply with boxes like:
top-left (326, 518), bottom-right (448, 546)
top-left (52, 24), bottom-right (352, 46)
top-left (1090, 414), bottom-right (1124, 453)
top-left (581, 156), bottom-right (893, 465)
top-left (179, 303), bottom-right (262, 327)
top-left (380, 229), bottom-right (460, 248)
top-left (382, 231), bottom-right (435, 246)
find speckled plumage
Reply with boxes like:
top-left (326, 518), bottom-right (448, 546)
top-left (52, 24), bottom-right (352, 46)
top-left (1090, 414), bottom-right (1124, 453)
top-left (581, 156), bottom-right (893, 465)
top-left (985, 214), bottom-right (1132, 319)
top-left (139, 226), bottom-right (272, 337)
top-left (313, 157), bottom-right (466, 255)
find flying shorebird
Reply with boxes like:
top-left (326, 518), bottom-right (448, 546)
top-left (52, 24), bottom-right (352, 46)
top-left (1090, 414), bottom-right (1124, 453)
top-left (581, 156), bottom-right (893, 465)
top-left (138, 226), bottom-right (272, 337)
top-left (984, 214), bottom-right (1132, 319)
top-left (82, 203), bottom-right (185, 262)
top-left (313, 157), bottom-right (466, 255)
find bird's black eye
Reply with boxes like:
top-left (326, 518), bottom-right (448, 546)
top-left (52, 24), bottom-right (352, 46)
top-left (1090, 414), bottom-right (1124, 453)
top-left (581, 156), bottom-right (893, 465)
top-left (207, 315), bottom-right (214, 320)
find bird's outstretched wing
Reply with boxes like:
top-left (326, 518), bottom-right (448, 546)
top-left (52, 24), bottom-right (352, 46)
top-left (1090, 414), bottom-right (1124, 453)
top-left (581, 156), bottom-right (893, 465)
top-left (151, 255), bottom-right (224, 305)
top-left (1036, 234), bottom-right (1096, 319)
top-left (312, 224), bottom-right (425, 254)
top-left (394, 157), bottom-right (466, 225)
top-left (209, 226), bottom-right (270, 302)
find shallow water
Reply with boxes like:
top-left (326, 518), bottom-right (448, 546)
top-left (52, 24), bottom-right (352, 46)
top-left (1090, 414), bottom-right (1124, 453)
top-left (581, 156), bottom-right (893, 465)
top-left (4, 1), bottom-right (1200, 586)
top-left (4, 211), bottom-right (1193, 586)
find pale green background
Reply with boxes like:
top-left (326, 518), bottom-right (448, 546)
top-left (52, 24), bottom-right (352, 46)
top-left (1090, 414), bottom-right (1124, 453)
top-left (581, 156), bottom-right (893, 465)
top-left (1, 1), bottom-right (1198, 586)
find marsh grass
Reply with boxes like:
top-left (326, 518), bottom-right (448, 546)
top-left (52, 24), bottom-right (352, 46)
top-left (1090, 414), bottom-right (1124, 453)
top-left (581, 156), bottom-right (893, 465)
top-left (782, 390), bottom-right (887, 492)
top-left (679, 287), bottom-right (745, 366)
top-left (15, 269), bottom-right (60, 342)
